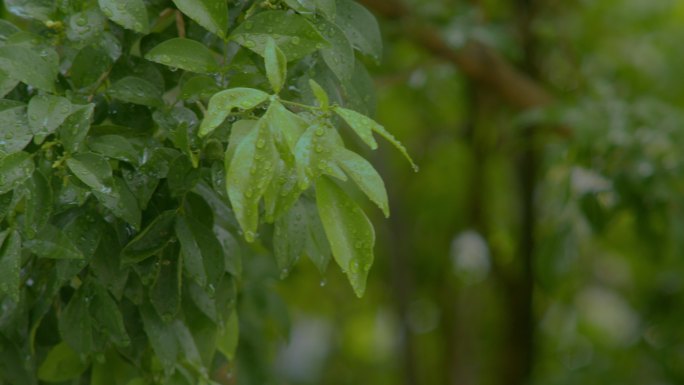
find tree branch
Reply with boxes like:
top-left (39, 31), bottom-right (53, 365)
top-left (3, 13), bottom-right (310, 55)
top-left (359, 0), bottom-right (555, 111)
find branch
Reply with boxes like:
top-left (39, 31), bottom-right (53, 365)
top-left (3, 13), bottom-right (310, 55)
top-left (359, 0), bottom-right (554, 111)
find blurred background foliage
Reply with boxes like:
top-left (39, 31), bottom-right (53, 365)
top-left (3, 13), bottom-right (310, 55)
top-left (262, 0), bottom-right (684, 384)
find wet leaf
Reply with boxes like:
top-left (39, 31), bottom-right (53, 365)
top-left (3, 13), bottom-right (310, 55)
top-left (66, 152), bottom-right (114, 194)
top-left (315, 177), bottom-right (374, 297)
top-left (0, 230), bottom-right (21, 302)
top-left (334, 147), bottom-right (389, 216)
top-left (121, 211), bottom-right (176, 265)
top-left (198, 88), bottom-right (269, 137)
top-left (334, 106), bottom-right (418, 171)
top-left (230, 11), bottom-right (328, 61)
top-left (265, 37), bottom-right (287, 93)
top-left (172, 0), bottom-right (228, 38)
top-left (0, 44), bottom-right (57, 91)
top-left (0, 151), bottom-right (34, 194)
top-left (226, 117), bottom-right (278, 242)
top-left (98, 0), bottom-right (149, 34)
top-left (25, 224), bottom-right (84, 260)
top-left (145, 38), bottom-right (219, 74)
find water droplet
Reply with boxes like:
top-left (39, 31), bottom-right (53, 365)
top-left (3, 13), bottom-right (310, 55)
top-left (292, 36), bottom-right (301, 45)
top-left (319, 278), bottom-right (327, 287)
top-left (244, 21), bottom-right (254, 30)
top-left (280, 268), bottom-right (290, 279)
top-left (256, 139), bottom-right (266, 149)
top-left (315, 127), bottom-right (325, 136)
top-left (75, 17), bottom-right (87, 26)
top-left (245, 231), bottom-right (255, 242)
top-left (245, 40), bottom-right (256, 48)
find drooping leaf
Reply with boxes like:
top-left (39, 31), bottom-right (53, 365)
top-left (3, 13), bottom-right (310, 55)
top-left (198, 88), bottom-right (269, 137)
top-left (0, 45), bottom-right (57, 91)
top-left (0, 151), bottom-right (34, 194)
top-left (37, 342), bottom-right (88, 382)
top-left (226, 117), bottom-right (278, 242)
top-left (333, 106), bottom-right (418, 170)
top-left (90, 283), bottom-right (130, 347)
top-left (145, 38), bottom-right (219, 74)
top-left (0, 230), bottom-right (21, 302)
top-left (98, 0), bottom-right (149, 34)
top-left (230, 11), bottom-right (328, 61)
top-left (334, 147), bottom-right (389, 216)
top-left (121, 211), bottom-right (176, 265)
top-left (315, 177), bottom-right (374, 297)
top-left (265, 37), bottom-right (287, 93)
top-left (334, 0), bottom-right (382, 62)
top-left (172, 0), bottom-right (228, 38)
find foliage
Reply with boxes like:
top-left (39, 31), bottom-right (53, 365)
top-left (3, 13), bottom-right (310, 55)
top-left (0, 0), bottom-right (411, 384)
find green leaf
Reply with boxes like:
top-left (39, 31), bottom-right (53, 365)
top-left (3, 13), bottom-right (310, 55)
top-left (315, 177), bottom-right (374, 297)
top-left (0, 45), bottom-right (57, 91)
top-left (150, 246), bottom-right (182, 321)
top-left (94, 177), bottom-right (142, 230)
top-left (0, 230), bottom-right (21, 302)
top-left (334, 148), bottom-right (389, 216)
top-left (27, 95), bottom-right (73, 140)
top-left (333, 106), bottom-right (418, 171)
top-left (139, 302), bottom-right (179, 372)
top-left (5, 0), bottom-right (53, 21)
top-left (98, 0), bottom-right (149, 34)
top-left (108, 76), bottom-right (164, 107)
top-left (88, 135), bottom-right (140, 165)
top-left (172, 0), bottom-right (228, 38)
top-left (230, 11), bottom-right (328, 61)
top-left (121, 211), bottom-right (176, 265)
top-left (198, 87), bottom-right (269, 137)
top-left (309, 79), bottom-right (329, 109)
top-left (332, 106), bottom-right (377, 149)
top-left (37, 342), bottom-right (88, 382)
top-left (180, 75), bottom-right (220, 101)
top-left (334, 0), bottom-right (382, 62)
top-left (226, 117), bottom-right (278, 242)
top-left (216, 310), bottom-right (239, 360)
top-left (90, 283), bottom-right (130, 346)
top-left (0, 69), bottom-right (19, 98)
top-left (274, 197), bottom-right (331, 277)
top-left (313, 18), bottom-right (355, 81)
top-left (266, 101), bottom-right (307, 154)
top-left (145, 38), bottom-right (219, 74)
top-left (25, 224), bottom-right (85, 259)
top-left (294, 124), bottom-right (347, 182)
top-left (0, 151), bottom-right (34, 194)
top-left (59, 287), bottom-right (94, 353)
top-left (265, 37), bottom-right (287, 93)
top-left (283, 0), bottom-right (336, 17)
top-left (66, 152), bottom-right (113, 193)
top-left (175, 216), bottom-right (224, 288)
top-left (0, 103), bottom-right (32, 155)
top-left (59, 104), bottom-right (95, 153)
top-left (21, 171), bottom-right (52, 238)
